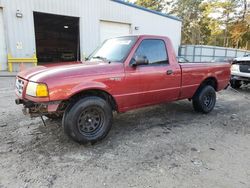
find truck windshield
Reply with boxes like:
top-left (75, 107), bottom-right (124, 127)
top-left (89, 36), bottom-right (137, 62)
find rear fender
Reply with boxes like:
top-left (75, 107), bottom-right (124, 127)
top-left (194, 76), bottom-right (218, 96)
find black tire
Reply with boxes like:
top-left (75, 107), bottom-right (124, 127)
top-left (230, 80), bottom-right (241, 89)
top-left (63, 96), bottom-right (113, 144)
top-left (192, 85), bottom-right (216, 114)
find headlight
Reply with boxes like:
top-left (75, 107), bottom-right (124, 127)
top-left (26, 82), bottom-right (48, 97)
top-left (231, 64), bottom-right (239, 72)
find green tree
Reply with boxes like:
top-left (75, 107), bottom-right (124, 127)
top-left (213, 0), bottom-right (240, 47)
top-left (229, 21), bottom-right (249, 48)
top-left (129, 0), bottom-right (250, 50)
top-left (214, 0), bottom-right (250, 49)
top-left (133, 0), bottom-right (166, 11)
top-left (198, 2), bottom-right (214, 45)
top-left (170, 0), bottom-right (204, 44)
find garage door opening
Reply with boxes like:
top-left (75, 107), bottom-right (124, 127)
top-left (34, 12), bottom-right (80, 64)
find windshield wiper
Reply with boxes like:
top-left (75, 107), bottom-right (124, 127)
top-left (92, 56), bottom-right (109, 62)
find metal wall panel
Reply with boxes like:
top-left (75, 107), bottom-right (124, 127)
top-left (0, 7), bottom-right (7, 70)
top-left (1, 0), bottom-right (181, 70)
top-left (100, 21), bottom-right (131, 43)
top-left (179, 45), bottom-right (250, 62)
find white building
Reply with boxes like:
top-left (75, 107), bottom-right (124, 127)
top-left (0, 0), bottom-right (182, 71)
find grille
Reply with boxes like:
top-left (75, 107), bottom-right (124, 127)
top-left (239, 64), bottom-right (250, 73)
top-left (16, 78), bottom-right (25, 96)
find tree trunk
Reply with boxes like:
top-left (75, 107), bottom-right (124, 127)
top-left (223, 13), bottom-right (230, 47)
top-left (242, 0), bottom-right (247, 20)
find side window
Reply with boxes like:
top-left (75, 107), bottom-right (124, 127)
top-left (134, 39), bottom-right (168, 65)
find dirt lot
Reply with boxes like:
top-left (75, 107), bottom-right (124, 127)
top-left (0, 77), bottom-right (250, 188)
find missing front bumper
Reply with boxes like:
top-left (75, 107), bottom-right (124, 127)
top-left (16, 99), bottom-right (64, 117)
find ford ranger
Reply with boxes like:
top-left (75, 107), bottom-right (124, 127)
top-left (15, 35), bottom-right (231, 143)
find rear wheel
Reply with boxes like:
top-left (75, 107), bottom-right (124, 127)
top-left (230, 80), bottom-right (241, 89)
top-left (63, 96), bottom-right (113, 144)
top-left (192, 85), bottom-right (216, 114)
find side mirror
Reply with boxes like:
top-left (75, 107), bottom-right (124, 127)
top-left (130, 56), bottom-right (149, 67)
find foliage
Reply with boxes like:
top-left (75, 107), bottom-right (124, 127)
top-left (133, 0), bottom-right (166, 11)
top-left (169, 0), bottom-right (203, 44)
top-left (130, 0), bottom-right (250, 50)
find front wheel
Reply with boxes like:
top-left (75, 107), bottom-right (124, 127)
top-left (63, 97), bottom-right (113, 144)
top-left (192, 85), bottom-right (216, 114)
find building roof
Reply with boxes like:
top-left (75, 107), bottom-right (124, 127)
top-left (111, 0), bottom-right (182, 22)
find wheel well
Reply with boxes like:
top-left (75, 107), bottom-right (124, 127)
top-left (200, 77), bottom-right (218, 91)
top-left (69, 89), bottom-right (118, 111)
top-left (193, 77), bottom-right (218, 98)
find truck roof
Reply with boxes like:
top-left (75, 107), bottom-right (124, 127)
top-left (111, 34), bottom-right (170, 39)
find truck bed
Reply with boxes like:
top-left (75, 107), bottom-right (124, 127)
top-left (179, 62), bottom-right (231, 100)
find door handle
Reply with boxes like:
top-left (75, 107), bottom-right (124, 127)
top-left (166, 70), bottom-right (173, 75)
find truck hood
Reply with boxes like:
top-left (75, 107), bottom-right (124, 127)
top-left (17, 61), bottom-right (124, 83)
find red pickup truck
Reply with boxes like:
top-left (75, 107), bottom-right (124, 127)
top-left (15, 35), bottom-right (230, 143)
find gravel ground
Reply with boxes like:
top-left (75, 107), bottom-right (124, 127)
top-left (0, 77), bottom-right (250, 188)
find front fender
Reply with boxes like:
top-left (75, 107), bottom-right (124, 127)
top-left (69, 81), bottom-right (110, 98)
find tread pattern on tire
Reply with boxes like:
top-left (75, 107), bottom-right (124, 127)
top-left (62, 96), bottom-right (113, 144)
top-left (192, 85), bottom-right (216, 114)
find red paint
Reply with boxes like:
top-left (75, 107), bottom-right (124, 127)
top-left (42, 61), bottom-right (81, 67)
top-left (16, 35), bottom-right (231, 113)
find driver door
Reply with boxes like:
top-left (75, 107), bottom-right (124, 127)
top-left (122, 38), bottom-right (181, 110)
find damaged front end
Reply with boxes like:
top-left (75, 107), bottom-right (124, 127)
top-left (15, 99), bottom-right (67, 118)
top-left (15, 76), bottom-right (67, 118)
